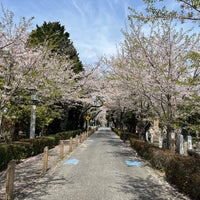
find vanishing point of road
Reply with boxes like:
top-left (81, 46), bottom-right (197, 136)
top-left (18, 127), bottom-right (190, 200)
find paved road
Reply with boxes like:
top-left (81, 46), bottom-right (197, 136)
top-left (17, 127), bottom-right (189, 200)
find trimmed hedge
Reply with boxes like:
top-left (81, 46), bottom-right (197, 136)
top-left (0, 142), bottom-right (32, 171)
top-left (166, 156), bottom-right (200, 199)
top-left (113, 128), bottom-right (137, 141)
top-left (129, 138), bottom-right (175, 171)
top-left (130, 138), bottom-right (200, 199)
top-left (113, 128), bottom-right (200, 200)
top-left (0, 129), bottom-right (83, 171)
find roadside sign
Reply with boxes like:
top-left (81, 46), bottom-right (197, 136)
top-left (86, 115), bottom-right (90, 121)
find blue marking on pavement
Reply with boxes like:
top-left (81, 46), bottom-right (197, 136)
top-left (64, 159), bottom-right (79, 165)
top-left (125, 160), bottom-right (141, 167)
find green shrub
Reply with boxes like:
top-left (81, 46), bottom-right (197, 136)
top-left (130, 138), bottom-right (174, 170)
top-left (55, 129), bottom-right (82, 142)
top-left (112, 128), bottom-right (137, 141)
top-left (0, 129), bottom-right (84, 171)
top-left (31, 137), bottom-right (55, 155)
top-left (112, 128), bottom-right (122, 138)
top-left (149, 148), bottom-right (174, 171)
top-left (189, 173), bottom-right (200, 200)
top-left (0, 142), bottom-right (32, 171)
top-left (130, 138), bottom-right (152, 160)
top-left (166, 156), bottom-right (200, 199)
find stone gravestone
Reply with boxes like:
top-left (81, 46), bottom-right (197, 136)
top-left (159, 137), bottom-right (163, 148)
top-left (196, 141), bottom-right (200, 152)
top-left (145, 131), bottom-right (149, 142)
top-left (176, 134), bottom-right (184, 155)
top-left (158, 136), bottom-right (163, 148)
top-left (149, 127), bottom-right (154, 143)
top-left (162, 138), bottom-right (167, 149)
top-left (187, 135), bottom-right (192, 150)
top-left (196, 130), bottom-right (199, 139)
top-left (150, 132), bottom-right (154, 143)
top-left (153, 119), bottom-right (160, 135)
top-left (195, 142), bottom-right (200, 156)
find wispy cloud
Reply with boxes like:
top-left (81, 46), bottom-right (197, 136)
top-left (0, 0), bottom-right (140, 64)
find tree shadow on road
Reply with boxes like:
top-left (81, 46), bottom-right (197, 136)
top-left (112, 173), bottom-right (184, 200)
top-left (15, 173), bottom-right (70, 200)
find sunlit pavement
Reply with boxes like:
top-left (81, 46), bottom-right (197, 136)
top-left (17, 127), bottom-right (189, 200)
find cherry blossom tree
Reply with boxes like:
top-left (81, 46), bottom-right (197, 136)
top-left (0, 7), bottom-right (91, 138)
top-left (129, 0), bottom-right (200, 23)
top-left (0, 8), bottom-right (35, 134)
top-left (71, 63), bottom-right (106, 125)
top-left (103, 17), bottom-right (200, 149)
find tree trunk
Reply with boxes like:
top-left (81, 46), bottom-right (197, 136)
top-left (0, 113), bottom-right (2, 135)
top-left (166, 125), bottom-right (172, 149)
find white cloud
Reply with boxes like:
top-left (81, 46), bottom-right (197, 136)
top-left (0, 0), bottom-right (137, 64)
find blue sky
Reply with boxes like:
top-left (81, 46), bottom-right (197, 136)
top-left (0, 0), bottom-right (191, 65)
top-left (0, 0), bottom-right (146, 64)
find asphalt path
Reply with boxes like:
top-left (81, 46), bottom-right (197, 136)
top-left (18, 127), bottom-right (189, 200)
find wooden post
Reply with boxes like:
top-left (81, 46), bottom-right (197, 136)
top-left (80, 134), bottom-right (82, 143)
top-left (69, 137), bottom-right (73, 153)
top-left (82, 133), bottom-right (84, 142)
top-left (5, 160), bottom-right (16, 200)
top-left (60, 140), bottom-right (64, 159)
top-left (84, 132), bottom-right (86, 140)
top-left (84, 132), bottom-right (86, 139)
top-left (75, 135), bottom-right (78, 147)
top-left (42, 146), bottom-right (49, 174)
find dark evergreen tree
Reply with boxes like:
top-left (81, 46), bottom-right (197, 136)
top-left (27, 21), bottom-right (84, 73)
top-left (26, 21), bottom-right (85, 133)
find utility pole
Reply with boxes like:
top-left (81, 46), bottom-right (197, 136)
top-left (30, 89), bottom-right (37, 139)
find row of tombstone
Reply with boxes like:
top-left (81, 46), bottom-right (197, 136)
top-left (143, 119), bottom-right (200, 155)
top-left (145, 130), bottom-right (193, 155)
top-left (175, 134), bottom-right (192, 155)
